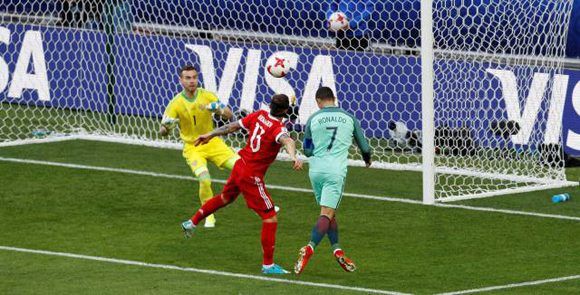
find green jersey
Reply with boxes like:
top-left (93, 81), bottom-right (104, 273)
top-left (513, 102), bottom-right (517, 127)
top-left (303, 106), bottom-right (371, 177)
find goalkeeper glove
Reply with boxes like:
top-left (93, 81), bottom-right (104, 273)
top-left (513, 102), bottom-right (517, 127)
top-left (206, 102), bottom-right (226, 114)
top-left (161, 116), bottom-right (179, 129)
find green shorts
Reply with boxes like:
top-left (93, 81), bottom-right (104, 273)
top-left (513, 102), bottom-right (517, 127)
top-left (309, 172), bottom-right (346, 209)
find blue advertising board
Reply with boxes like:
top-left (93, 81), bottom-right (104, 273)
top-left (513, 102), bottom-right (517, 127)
top-left (1, 24), bottom-right (579, 155)
top-left (3, 0), bottom-right (579, 58)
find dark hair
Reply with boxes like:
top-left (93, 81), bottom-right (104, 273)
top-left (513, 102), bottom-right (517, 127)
top-left (270, 94), bottom-right (290, 117)
top-left (315, 86), bottom-right (335, 101)
top-left (179, 65), bottom-right (198, 77)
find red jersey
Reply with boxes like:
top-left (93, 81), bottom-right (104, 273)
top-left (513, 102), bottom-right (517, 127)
top-left (238, 110), bottom-right (289, 176)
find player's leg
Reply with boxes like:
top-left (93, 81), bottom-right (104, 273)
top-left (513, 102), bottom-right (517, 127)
top-left (296, 173), bottom-right (354, 274)
top-left (295, 205), bottom-right (335, 274)
top-left (201, 140), bottom-right (239, 227)
top-left (315, 174), bottom-right (345, 247)
top-left (295, 172), bottom-right (327, 274)
top-left (327, 214), bottom-right (355, 272)
top-left (320, 175), bottom-right (355, 272)
top-left (194, 167), bottom-right (217, 227)
top-left (240, 175), bottom-right (288, 274)
top-left (327, 216), bottom-right (339, 251)
top-left (181, 166), bottom-right (241, 238)
top-left (184, 147), bottom-right (217, 227)
top-left (192, 184), bottom-right (238, 223)
top-left (261, 214), bottom-right (289, 274)
top-left (206, 139), bottom-right (239, 171)
top-left (325, 174), bottom-right (344, 251)
top-left (220, 154), bottom-right (239, 170)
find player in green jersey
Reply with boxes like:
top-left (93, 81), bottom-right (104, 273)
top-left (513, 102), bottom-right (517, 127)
top-left (294, 87), bottom-right (372, 274)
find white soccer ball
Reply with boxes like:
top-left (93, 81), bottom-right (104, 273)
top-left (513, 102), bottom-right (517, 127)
top-left (266, 53), bottom-right (291, 78)
top-left (328, 12), bottom-right (349, 32)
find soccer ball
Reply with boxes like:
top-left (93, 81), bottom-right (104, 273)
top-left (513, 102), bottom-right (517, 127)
top-left (328, 12), bottom-right (349, 32)
top-left (266, 53), bottom-right (291, 78)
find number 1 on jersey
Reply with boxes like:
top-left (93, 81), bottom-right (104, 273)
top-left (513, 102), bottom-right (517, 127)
top-left (327, 126), bottom-right (338, 150)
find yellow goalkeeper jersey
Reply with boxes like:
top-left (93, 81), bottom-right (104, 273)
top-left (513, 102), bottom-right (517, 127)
top-left (163, 88), bottom-right (219, 145)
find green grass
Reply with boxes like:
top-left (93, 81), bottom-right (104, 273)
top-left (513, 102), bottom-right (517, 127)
top-left (0, 140), bottom-right (579, 294)
top-left (0, 251), bottom-right (368, 295)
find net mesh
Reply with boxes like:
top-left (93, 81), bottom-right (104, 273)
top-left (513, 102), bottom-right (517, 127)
top-left (0, 0), bottom-right (573, 201)
top-left (431, 0), bottom-right (572, 200)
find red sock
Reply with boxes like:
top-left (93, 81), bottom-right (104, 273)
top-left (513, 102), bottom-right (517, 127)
top-left (261, 221), bottom-right (277, 265)
top-left (191, 195), bottom-right (227, 225)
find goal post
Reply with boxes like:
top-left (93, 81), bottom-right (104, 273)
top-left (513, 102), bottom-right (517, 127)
top-left (421, 0), bottom-right (436, 205)
top-left (0, 0), bottom-right (577, 202)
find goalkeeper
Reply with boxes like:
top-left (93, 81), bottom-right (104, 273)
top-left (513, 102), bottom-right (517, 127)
top-left (160, 65), bottom-right (239, 228)
top-left (294, 87), bottom-right (371, 274)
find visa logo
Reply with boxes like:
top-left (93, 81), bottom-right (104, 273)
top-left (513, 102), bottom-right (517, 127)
top-left (0, 27), bottom-right (50, 101)
top-left (487, 69), bottom-right (580, 150)
top-left (185, 44), bottom-right (337, 123)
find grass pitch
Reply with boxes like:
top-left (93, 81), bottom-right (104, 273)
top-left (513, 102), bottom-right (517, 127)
top-left (0, 140), bottom-right (578, 294)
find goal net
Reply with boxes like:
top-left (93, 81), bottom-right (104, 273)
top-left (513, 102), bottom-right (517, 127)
top-left (0, 0), bottom-right (576, 202)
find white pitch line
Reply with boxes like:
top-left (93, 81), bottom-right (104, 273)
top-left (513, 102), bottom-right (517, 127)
top-left (0, 156), bottom-right (579, 222)
top-left (0, 245), bottom-right (409, 295)
top-left (436, 274), bottom-right (580, 295)
top-left (434, 203), bottom-right (580, 221)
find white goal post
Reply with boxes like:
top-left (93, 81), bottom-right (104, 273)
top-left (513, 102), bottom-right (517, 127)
top-left (0, 0), bottom-right (577, 203)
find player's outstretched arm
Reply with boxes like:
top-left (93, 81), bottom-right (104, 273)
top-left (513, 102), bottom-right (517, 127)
top-left (194, 121), bottom-right (242, 146)
top-left (279, 134), bottom-right (303, 170)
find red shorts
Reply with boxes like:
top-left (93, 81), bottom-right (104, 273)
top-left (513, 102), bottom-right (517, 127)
top-left (221, 160), bottom-right (276, 219)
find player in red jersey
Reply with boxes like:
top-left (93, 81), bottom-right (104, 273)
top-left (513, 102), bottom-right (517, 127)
top-left (181, 94), bottom-right (302, 274)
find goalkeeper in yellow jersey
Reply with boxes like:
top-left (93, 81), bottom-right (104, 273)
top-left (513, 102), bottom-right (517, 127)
top-left (160, 65), bottom-right (239, 228)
